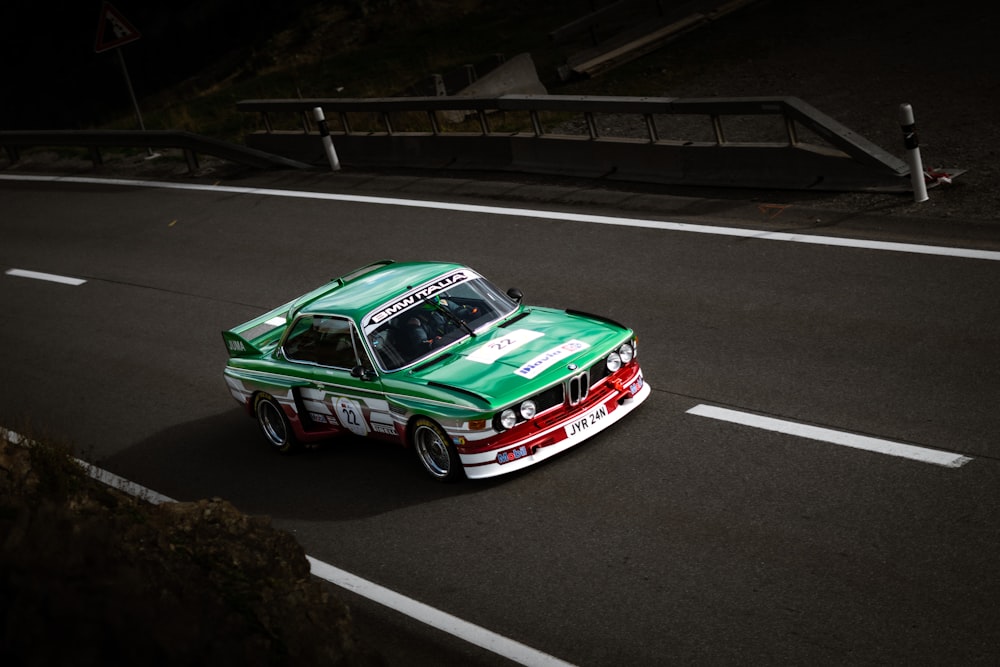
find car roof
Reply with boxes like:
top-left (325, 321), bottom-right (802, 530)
top-left (296, 260), bottom-right (469, 322)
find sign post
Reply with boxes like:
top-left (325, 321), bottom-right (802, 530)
top-left (94, 2), bottom-right (153, 156)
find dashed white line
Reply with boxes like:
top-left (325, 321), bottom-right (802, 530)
top-left (3, 173), bottom-right (1000, 262)
top-left (6, 268), bottom-right (86, 286)
top-left (0, 427), bottom-right (577, 667)
top-left (687, 404), bottom-right (973, 468)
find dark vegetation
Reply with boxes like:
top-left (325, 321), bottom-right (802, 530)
top-left (3, 0), bottom-right (581, 135)
top-left (5, 1), bottom-right (998, 223)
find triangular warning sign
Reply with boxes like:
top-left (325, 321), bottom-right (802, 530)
top-left (95, 2), bottom-right (141, 53)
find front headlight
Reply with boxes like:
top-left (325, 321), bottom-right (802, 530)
top-left (520, 400), bottom-right (537, 420)
top-left (499, 409), bottom-right (517, 430)
top-left (606, 351), bottom-right (622, 373)
top-left (618, 342), bottom-right (634, 364)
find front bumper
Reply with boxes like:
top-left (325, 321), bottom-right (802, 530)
top-left (458, 368), bottom-right (650, 479)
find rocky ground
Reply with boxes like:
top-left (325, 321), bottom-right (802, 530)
top-left (0, 435), bottom-right (384, 666)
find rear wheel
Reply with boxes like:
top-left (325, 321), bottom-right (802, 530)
top-left (254, 393), bottom-right (299, 454)
top-left (411, 418), bottom-right (464, 482)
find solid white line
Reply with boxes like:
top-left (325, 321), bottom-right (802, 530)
top-left (687, 404), bottom-right (972, 468)
top-left (3, 173), bottom-right (1000, 262)
top-left (307, 557), bottom-right (577, 667)
top-left (0, 427), bottom-right (577, 667)
top-left (6, 268), bottom-right (87, 286)
top-left (77, 460), bottom-right (177, 505)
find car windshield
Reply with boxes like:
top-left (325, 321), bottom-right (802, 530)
top-left (364, 273), bottom-right (517, 371)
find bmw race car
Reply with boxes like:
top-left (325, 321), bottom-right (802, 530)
top-left (222, 260), bottom-right (649, 481)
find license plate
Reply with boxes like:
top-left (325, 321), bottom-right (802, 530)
top-left (564, 402), bottom-right (608, 438)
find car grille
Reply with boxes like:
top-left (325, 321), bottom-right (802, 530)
top-left (567, 370), bottom-right (590, 406)
top-left (533, 383), bottom-right (564, 413)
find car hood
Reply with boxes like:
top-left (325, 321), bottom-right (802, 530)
top-left (403, 307), bottom-right (630, 405)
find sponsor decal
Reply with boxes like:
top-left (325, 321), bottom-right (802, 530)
top-left (629, 375), bottom-right (644, 396)
top-left (467, 329), bottom-right (544, 364)
top-left (371, 271), bottom-right (470, 324)
top-left (516, 340), bottom-right (590, 379)
top-left (564, 403), bottom-right (608, 438)
top-left (226, 338), bottom-right (246, 353)
top-left (372, 422), bottom-right (397, 436)
top-left (335, 397), bottom-right (369, 436)
top-left (497, 444), bottom-right (529, 465)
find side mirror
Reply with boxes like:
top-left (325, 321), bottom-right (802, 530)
top-left (506, 288), bottom-right (523, 303)
top-left (351, 365), bottom-right (376, 381)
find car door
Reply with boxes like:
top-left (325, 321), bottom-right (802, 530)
top-left (280, 314), bottom-right (400, 441)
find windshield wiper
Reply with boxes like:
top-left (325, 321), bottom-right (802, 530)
top-left (421, 296), bottom-right (475, 337)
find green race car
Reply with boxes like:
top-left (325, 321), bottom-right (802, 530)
top-left (223, 260), bottom-right (649, 481)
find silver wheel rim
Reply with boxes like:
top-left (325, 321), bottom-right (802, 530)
top-left (258, 400), bottom-right (287, 447)
top-left (415, 424), bottom-right (451, 477)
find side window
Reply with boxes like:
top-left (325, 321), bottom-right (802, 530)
top-left (283, 316), bottom-right (358, 369)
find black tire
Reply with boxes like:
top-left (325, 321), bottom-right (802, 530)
top-left (254, 393), bottom-right (300, 454)
top-left (411, 417), bottom-right (465, 482)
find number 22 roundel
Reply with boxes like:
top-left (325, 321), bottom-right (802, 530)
top-left (335, 397), bottom-right (369, 436)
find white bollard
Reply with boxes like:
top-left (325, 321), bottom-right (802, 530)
top-left (312, 106), bottom-right (341, 172)
top-left (899, 103), bottom-right (928, 203)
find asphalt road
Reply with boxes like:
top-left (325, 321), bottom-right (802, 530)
top-left (1, 173), bottom-right (998, 666)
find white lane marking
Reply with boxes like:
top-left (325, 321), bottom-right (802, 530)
top-left (3, 173), bottom-right (1000, 262)
top-left (687, 404), bottom-right (973, 468)
top-left (307, 557), bottom-right (577, 667)
top-left (77, 460), bottom-right (178, 505)
top-left (0, 427), bottom-right (577, 667)
top-left (6, 268), bottom-right (87, 286)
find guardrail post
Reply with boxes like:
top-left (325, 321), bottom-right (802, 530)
top-left (644, 114), bottom-right (659, 143)
top-left (899, 103), bottom-right (929, 203)
top-left (585, 112), bottom-right (598, 139)
top-left (427, 110), bottom-right (441, 135)
top-left (89, 146), bottom-right (103, 167)
top-left (476, 110), bottom-right (490, 135)
top-left (783, 114), bottom-right (799, 146)
top-left (711, 115), bottom-right (725, 144)
top-left (530, 110), bottom-right (544, 137)
top-left (183, 149), bottom-right (199, 173)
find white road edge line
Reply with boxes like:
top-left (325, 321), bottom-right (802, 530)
top-left (6, 268), bottom-right (87, 286)
top-left (3, 173), bottom-right (1000, 262)
top-left (686, 404), bottom-right (973, 468)
top-left (307, 557), bottom-right (576, 667)
top-left (0, 428), bottom-right (577, 667)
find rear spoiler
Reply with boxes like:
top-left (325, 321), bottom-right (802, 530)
top-left (222, 260), bottom-right (395, 358)
top-left (222, 306), bottom-right (290, 358)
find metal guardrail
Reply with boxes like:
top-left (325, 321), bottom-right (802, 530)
top-left (237, 94), bottom-right (911, 191)
top-left (0, 130), bottom-right (310, 172)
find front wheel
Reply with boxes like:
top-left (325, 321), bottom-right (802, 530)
top-left (254, 393), bottom-right (299, 454)
top-left (411, 418), bottom-right (464, 482)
